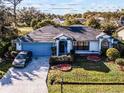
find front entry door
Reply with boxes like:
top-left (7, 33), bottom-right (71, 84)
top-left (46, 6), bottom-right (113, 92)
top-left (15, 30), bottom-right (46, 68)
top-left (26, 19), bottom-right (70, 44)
top-left (59, 41), bottom-right (67, 55)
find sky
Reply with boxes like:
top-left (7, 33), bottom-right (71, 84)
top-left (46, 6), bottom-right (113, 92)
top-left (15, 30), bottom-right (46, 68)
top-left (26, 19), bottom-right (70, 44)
top-left (8, 0), bottom-right (124, 15)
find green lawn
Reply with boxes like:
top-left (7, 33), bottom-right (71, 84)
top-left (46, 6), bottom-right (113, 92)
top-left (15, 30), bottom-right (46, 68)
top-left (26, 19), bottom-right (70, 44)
top-left (0, 61), bottom-right (12, 78)
top-left (47, 58), bottom-right (124, 93)
top-left (48, 85), bottom-right (124, 93)
top-left (48, 61), bottom-right (124, 83)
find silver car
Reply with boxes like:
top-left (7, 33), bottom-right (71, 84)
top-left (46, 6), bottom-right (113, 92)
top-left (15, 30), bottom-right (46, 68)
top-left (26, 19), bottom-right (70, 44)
top-left (12, 51), bottom-right (32, 67)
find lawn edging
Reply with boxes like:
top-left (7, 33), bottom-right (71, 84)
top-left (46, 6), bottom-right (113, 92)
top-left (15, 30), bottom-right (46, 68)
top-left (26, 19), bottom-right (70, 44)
top-left (55, 82), bottom-right (124, 85)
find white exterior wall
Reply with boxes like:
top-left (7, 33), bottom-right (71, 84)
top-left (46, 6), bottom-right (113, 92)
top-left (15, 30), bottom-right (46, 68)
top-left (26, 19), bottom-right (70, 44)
top-left (98, 35), bottom-right (114, 51)
top-left (98, 39), bottom-right (102, 51)
top-left (56, 40), bottom-right (59, 56)
top-left (89, 41), bottom-right (99, 51)
top-left (117, 30), bottom-right (124, 40)
top-left (67, 40), bottom-right (73, 53)
top-left (16, 42), bottom-right (22, 50)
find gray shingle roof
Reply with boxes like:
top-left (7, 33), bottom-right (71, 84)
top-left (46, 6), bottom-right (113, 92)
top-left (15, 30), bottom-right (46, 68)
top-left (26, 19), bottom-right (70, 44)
top-left (20, 25), bottom-right (101, 42)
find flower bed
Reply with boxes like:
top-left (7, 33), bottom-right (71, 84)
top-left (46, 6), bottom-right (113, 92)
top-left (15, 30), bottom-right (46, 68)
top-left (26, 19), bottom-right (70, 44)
top-left (58, 64), bottom-right (72, 72)
top-left (87, 55), bottom-right (101, 62)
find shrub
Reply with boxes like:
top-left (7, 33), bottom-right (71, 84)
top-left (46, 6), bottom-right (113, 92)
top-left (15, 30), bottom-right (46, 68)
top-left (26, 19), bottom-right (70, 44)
top-left (115, 58), bottom-right (124, 66)
top-left (49, 55), bottom-right (73, 66)
top-left (35, 20), bottom-right (57, 29)
top-left (86, 17), bottom-right (101, 29)
top-left (30, 19), bottom-right (38, 29)
top-left (106, 48), bottom-right (120, 60)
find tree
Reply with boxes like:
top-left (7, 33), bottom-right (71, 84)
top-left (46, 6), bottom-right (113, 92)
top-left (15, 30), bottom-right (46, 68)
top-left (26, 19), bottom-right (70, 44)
top-left (0, 0), bottom-right (4, 31)
top-left (30, 19), bottom-right (39, 29)
top-left (101, 22), bottom-right (117, 35)
top-left (63, 20), bottom-right (72, 26)
top-left (5, 0), bottom-right (23, 27)
top-left (86, 17), bottom-right (100, 29)
top-left (71, 19), bottom-right (82, 25)
top-left (18, 7), bottom-right (46, 26)
top-left (35, 20), bottom-right (58, 29)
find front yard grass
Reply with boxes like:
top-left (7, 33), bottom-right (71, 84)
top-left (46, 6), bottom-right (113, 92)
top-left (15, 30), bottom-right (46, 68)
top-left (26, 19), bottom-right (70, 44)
top-left (0, 61), bottom-right (12, 78)
top-left (47, 58), bottom-right (124, 93)
top-left (48, 61), bottom-right (124, 83)
top-left (48, 85), bottom-right (124, 93)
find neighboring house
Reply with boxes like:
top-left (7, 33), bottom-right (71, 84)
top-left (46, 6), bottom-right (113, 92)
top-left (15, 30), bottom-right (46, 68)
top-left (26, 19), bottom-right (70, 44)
top-left (95, 17), bottom-right (105, 23)
top-left (116, 26), bottom-right (124, 40)
top-left (119, 16), bottom-right (124, 26)
top-left (16, 25), bottom-right (118, 57)
top-left (52, 18), bottom-right (65, 24)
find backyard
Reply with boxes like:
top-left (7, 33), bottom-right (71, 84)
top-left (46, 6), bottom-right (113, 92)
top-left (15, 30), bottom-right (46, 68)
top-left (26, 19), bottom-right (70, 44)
top-left (47, 57), bottom-right (124, 93)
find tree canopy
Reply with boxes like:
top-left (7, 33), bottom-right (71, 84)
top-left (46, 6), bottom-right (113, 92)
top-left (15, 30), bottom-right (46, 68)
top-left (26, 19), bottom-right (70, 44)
top-left (85, 17), bottom-right (101, 29)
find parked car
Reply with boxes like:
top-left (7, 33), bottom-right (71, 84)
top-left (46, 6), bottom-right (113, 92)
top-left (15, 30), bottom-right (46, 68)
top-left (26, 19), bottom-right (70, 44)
top-left (12, 51), bottom-right (32, 67)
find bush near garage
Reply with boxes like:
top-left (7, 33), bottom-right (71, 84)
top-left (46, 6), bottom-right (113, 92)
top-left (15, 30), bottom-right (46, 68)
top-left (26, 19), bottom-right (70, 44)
top-left (49, 55), bottom-right (73, 66)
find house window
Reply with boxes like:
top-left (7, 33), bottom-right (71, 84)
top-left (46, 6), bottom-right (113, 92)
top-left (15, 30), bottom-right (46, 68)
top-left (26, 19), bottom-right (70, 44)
top-left (73, 41), bottom-right (89, 50)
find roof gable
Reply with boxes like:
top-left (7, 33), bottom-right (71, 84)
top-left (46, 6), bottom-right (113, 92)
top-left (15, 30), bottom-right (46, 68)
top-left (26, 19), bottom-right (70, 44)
top-left (96, 32), bottom-right (111, 39)
top-left (53, 33), bottom-right (74, 40)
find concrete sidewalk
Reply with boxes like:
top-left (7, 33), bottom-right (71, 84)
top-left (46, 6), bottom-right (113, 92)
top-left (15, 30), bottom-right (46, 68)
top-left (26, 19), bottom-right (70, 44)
top-left (0, 57), bottom-right (49, 93)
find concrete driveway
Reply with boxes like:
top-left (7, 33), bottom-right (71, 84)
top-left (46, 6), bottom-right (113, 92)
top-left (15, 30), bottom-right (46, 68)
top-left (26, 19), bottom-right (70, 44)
top-left (0, 57), bottom-right (49, 93)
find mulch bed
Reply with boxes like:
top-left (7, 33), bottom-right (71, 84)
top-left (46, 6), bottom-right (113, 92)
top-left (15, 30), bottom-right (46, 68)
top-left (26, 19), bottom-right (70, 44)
top-left (51, 64), bottom-right (72, 71)
top-left (58, 64), bottom-right (72, 72)
top-left (87, 55), bottom-right (102, 62)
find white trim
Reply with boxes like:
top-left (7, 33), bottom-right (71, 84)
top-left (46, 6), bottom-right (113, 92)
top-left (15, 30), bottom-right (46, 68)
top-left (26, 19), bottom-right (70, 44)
top-left (53, 33), bottom-right (73, 40)
top-left (56, 40), bottom-right (59, 56)
top-left (75, 50), bottom-right (100, 54)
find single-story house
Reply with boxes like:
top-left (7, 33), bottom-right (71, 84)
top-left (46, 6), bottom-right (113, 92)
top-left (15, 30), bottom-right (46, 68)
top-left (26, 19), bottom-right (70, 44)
top-left (116, 26), bottom-right (124, 40)
top-left (16, 25), bottom-right (118, 57)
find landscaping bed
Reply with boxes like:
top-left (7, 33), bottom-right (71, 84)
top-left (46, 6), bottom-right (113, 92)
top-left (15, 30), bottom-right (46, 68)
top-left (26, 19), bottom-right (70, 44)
top-left (87, 55), bottom-right (101, 62)
top-left (49, 55), bottom-right (73, 66)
